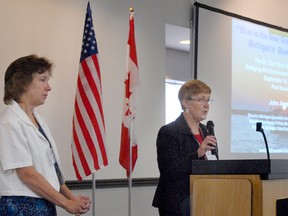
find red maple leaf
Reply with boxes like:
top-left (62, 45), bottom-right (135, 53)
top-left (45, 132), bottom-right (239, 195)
top-left (124, 71), bottom-right (132, 116)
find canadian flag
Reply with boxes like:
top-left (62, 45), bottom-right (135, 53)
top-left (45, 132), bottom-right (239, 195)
top-left (119, 11), bottom-right (140, 177)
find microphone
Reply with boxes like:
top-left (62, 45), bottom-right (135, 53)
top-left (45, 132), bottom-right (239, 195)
top-left (206, 120), bottom-right (219, 160)
top-left (256, 122), bottom-right (270, 160)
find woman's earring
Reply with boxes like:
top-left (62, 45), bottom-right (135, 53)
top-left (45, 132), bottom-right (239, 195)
top-left (185, 108), bottom-right (189, 113)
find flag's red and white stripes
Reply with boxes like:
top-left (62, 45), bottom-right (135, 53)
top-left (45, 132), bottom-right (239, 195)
top-left (72, 3), bottom-right (108, 181)
top-left (119, 11), bottom-right (140, 177)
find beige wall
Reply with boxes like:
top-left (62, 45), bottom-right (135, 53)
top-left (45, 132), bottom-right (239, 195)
top-left (0, 0), bottom-right (169, 180)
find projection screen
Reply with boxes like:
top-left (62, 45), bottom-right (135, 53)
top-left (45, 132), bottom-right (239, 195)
top-left (193, 3), bottom-right (288, 160)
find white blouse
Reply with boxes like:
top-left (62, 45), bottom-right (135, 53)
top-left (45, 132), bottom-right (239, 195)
top-left (0, 100), bottom-right (64, 198)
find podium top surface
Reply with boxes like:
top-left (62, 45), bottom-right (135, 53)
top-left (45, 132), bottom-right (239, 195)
top-left (191, 159), bottom-right (288, 180)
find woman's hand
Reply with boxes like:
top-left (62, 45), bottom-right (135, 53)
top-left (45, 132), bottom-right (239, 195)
top-left (64, 195), bottom-right (91, 215)
top-left (197, 135), bottom-right (217, 158)
top-left (59, 184), bottom-right (91, 215)
top-left (77, 195), bottom-right (91, 215)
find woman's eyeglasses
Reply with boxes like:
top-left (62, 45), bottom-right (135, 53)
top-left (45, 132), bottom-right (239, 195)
top-left (188, 98), bottom-right (214, 105)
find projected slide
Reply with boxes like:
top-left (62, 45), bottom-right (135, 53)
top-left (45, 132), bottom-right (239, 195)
top-left (231, 18), bottom-right (288, 153)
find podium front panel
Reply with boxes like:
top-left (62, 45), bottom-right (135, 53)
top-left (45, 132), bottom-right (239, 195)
top-left (191, 178), bottom-right (252, 216)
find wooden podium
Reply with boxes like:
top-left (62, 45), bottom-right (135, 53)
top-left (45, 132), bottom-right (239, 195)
top-left (190, 159), bottom-right (288, 216)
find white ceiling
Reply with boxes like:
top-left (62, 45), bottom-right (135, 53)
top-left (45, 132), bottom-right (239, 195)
top-left (165, 24), bottom-right (190, 52)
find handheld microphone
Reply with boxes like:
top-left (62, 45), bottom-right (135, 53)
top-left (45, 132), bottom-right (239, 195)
top-left (206, 120), bottom-right (219, 160)
top-left (256, 122), bottom-right (270, 160)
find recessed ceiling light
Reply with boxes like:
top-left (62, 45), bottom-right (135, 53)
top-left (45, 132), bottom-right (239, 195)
top-left (179, 40), bottom-right (190, 45)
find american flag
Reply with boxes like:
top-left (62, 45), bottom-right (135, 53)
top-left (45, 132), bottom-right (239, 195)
top-left (71, 2), bottom-right (108, 181)
top-left (119, 11), bottom-right (140, 177)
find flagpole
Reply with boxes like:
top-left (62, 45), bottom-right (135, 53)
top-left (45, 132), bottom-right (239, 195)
top-left (92, 173), bottom-right (96, 216)
top-left (128, 7), bottom-right (136, 216)
top-left (72, 1), bottom-right (108, 215)
top-left (128, 121), bottom-right (133, 216)
top-left (88, 1), bottom-right (96, 215)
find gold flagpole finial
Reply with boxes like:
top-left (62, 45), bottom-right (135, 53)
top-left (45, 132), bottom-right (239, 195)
top-left (129, 7), bottom-right (134, 12)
